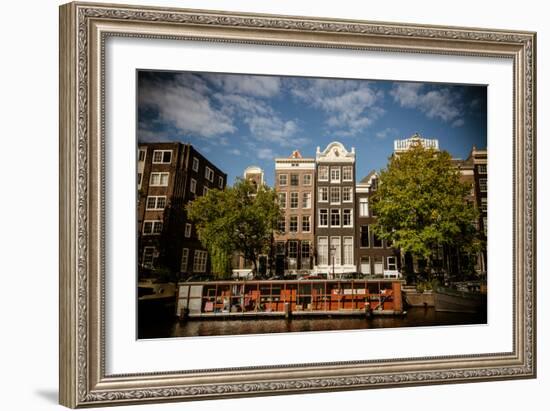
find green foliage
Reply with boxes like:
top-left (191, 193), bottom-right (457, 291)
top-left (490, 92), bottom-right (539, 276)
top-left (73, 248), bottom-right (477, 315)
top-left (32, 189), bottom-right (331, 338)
top-left (187, 179), bottom-right (281, 277)
top-left (371, 145), bottom-right (480, 271)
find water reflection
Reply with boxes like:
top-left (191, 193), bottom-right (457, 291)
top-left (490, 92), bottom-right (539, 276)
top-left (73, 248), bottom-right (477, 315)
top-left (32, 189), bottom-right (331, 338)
top-left (138, 307), bottom-right (487, 339)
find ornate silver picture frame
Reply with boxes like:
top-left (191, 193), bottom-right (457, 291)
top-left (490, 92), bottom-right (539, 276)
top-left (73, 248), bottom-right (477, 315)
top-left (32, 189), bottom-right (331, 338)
top-left (59, 2), bottom-right (536, 408)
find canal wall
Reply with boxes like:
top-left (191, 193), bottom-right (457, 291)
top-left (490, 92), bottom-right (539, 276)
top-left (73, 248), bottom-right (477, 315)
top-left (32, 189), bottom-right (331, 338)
top-left (402, 286), bottom-right (435, 307)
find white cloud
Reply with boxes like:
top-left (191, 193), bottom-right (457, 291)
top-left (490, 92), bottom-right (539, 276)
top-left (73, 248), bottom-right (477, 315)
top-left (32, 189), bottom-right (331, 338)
top-left (210, 74), bottom-right (281, 97)
top-left (291, 78), bottom-right (384, 136)
top-left (139, 74), bottom-right (235, 138)
top-left (451, 119), bottom-right (465, 128)
top-left (390, 83), bottom-right (463, 123)
top-left (375, 127), bottom-right (399, 140)
top-left (228, 148), bottom-right (241, 155)
top-left (257, 148), bottom-right (276, 160)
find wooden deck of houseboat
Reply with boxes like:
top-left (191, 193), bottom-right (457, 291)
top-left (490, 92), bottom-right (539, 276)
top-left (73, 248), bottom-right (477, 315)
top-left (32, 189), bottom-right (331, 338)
top-left (176, 279), bottom-right (405, 319)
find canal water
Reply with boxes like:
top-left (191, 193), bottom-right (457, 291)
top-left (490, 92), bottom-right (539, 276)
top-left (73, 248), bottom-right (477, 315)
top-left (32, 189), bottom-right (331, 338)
top-left (138, 307), bottom-right (487, 339)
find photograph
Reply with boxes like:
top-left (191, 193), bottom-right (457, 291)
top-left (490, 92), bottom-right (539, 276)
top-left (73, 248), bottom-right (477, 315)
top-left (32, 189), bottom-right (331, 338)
top-left (136, 70), bottom-right (488, 339)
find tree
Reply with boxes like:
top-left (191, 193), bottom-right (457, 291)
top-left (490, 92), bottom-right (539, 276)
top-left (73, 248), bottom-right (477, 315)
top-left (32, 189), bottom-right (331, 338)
top-left (371, 145), bottom-right (480, 278)
top-left (187, 178), bottom-right (281, 278)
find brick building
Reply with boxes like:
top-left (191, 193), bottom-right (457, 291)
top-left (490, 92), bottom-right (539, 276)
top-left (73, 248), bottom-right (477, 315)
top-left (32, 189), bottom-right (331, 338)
top-left (314, 142), bottom-right (356, 277)
top-left (274, 151), bottom-right (315, 275)
top-left (137, 142), bottom-right (226, 279)
top-left (355, 171), bottom-right (401, 277)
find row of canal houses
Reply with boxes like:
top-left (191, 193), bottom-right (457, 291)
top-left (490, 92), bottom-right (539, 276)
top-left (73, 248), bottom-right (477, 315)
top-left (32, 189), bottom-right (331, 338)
top-left (137, 135), bottom-right (487, 279)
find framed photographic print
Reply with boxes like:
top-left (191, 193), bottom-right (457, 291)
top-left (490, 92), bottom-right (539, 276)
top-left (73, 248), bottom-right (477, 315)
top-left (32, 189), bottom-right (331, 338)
top-left (59, 1), bottom-right (537, 408)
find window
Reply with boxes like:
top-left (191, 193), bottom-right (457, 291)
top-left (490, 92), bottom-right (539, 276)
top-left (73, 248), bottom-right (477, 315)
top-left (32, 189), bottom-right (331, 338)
top-left (360, 225), bottom-right (369, 248)
top-left (192, 157), bottom-right (199, 172)
top-left (190, 178), bottom-right (196, 194)
top-left (180, 248), bottom-right (189, 272)
top-left (184, 223), bottom-right (192, 238)
top-left (302, 192), bottom-right (311, 209)
top-left (278, 217), bottom-right (286, 233)
top-left (319, 187), bottom-right (328, 202)
top-left (276, 241), bottom-right (285, 255)
top-left (278, 192), bottom-right (287, 208)
top-left (218, 176), bottom-right (224, 189)
top-left (302, 215), bottom-right (311, 233)
top-left (330, 187), bottom-right (340, 204)
top-left (343, 237), bottom-right (353, 265)
top-left (360, 256), bottom-right (371, 275)
top-left (481, 197), bottom-right (487, 213)
top-left (138, 149), bottom-right (146, 162)
top-left (288, 241), bottom-right (298, 270)
top-left (342, 166), bottom-right (353, 181)
top-left (318, 166), bottom-right (328, 181)
top-left (193, 250), bottom-right (208, 273)
top-left (479, 178), bottom-right (487, 192)
top-left (342, 187), bottom-right (352, 202)
top-left (146, 196), bottom-right (166, 210)
top-left (374, 257), bottom-right (384, 275)
top-left (483, 216), bottom-right (488, 236)
top-left (478, 164), bottom-right (487, 174)
top-left (303, 174), bottom-right (312, 185)
top-left (278, 174), bottom-right (288, 186)
top-left (203, 186), bottom-right (209, 196)
top-left (387, 256), bottom-right (397, 271)
top-left (290, 174), bottom-right (299, 186)
top-left (330, 167), bottom-right (340, 183)
top-left (289, 216), bottom-right (298, 232)
top-left (137, 173), bottom-right (143, 189)
top-left (373, 232), bottom-right (383, 248)
top-left (142, 246), bottom-right (156, 268)
top-left (330, 237), bottom-right (341, 265)
top-left (343, 209), bottom-right (353, 227)
top-left (301, 241), bottom-right (311, 269)
top-left (205, 166), bottom-right (214, 182)
top-left (359, 197), bottom-right (369, 217)
top-left (152, 150), bottom-right (172, 164)
top-left (330, 209), bottom-right (340, 227)
top-left (149, 172), bottom-right (169, 186)
top-left (318, 237), bottom-right (328, 265)
top-left (143, 220), bottom-right (163, 235)
top-left (319, 209), bottom-right (328, 227)
top-left (290, 192), bottom-right (299, 209)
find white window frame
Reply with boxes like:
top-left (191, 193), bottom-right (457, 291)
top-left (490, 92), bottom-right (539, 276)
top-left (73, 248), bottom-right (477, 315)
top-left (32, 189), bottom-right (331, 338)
top-left (290, 173), bottom-right (300, 186)
top-left (360, 225), bottom-right (370, 248)
top-left (278, 174), bottom-right (288, 186)
top-left (138, 148), bottom-right (147, 162)
top-left (137, 172), bottom-right (143, 190)
top-left (319, 209), bottom-right (328, 227)
top-left (343, 209), bottom-right (353, 227)
top-left (142, 220), bottom-right (163, 235)
top-left (318, 166), bottom-right (329, 181)
top-left (290, 192), bottom-right (299, 209)
top-left (330, 187), bottom-right (340, 204)
top-left (149, 172), bottom-right (169, 187)
top-left (303, 174), bottom-right (312, 186)
top-left (342, 186), bottom-right (352, 203)
top-left (180, 248), bottom-right (189, 272)
top-left (278, 192), bottom-right (287, 208)
top-left (278, 217), bottom-right (286, 233)
top-left (193, 250), bottom-right (208, 273)
top-left (142, 246), bottom-right (156, 268)
top-left (343, 236), bottom-right (354, 265)
top-left (481, 197), bottom-right (488, 213)
top-left (289, 215), bottom-right (298, 233)
top-left (387, 256), bottom-right (397, 271)
top-left (342, 166), bottom-right (353, 182)
top-left (203, 186), bottom-right (209, 196)
top-left (479, 178), bottom-right (487, 192)
top-left (145, 195), bottom-right (167, 210)
top-left (302, 192), bottom-right (312, 209)
top-left (330, 167), bottom-right (341, 183)
top-left (319, 187), bottom-right (328, 202)
top-left (478, 164), bottom-right (487, 174)
top-left (302, 215), bottom-right (311, 233)
top-left (205, 166), bottom-right (214, 182)
top-left (184, 223), bottom-right (192, 238)
top-left (192, 157), bottom-right (199, 172)
top-left (360, 256), bottom-right (371, 275)
top-left (218, 176), bottom-right (224, 189)
top-left (330, 236), bottom-right (341, 266)
top-left (359, 197), bottom-right (369, 217)
top-left (317, 237), bottom-right (328, 266)
top-left (152, 149), bottom-right (172, 164)
top-left (330, 209), bottom-right (341, 227)
top-left (190, 178), bottom-right (197, 194)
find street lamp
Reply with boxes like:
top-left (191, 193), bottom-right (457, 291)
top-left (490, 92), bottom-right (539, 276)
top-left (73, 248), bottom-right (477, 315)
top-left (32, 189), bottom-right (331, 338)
top-left (330, 246), bottom-right (336, 279)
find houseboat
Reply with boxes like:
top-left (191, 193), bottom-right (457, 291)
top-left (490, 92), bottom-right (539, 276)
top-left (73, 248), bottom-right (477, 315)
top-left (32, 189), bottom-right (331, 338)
top-left (176, 279), bottom-right (405, 319)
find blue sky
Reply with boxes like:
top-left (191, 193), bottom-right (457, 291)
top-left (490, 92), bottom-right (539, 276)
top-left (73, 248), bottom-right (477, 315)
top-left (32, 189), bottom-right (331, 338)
top-left (137, 70), bottom-right (487, 186)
